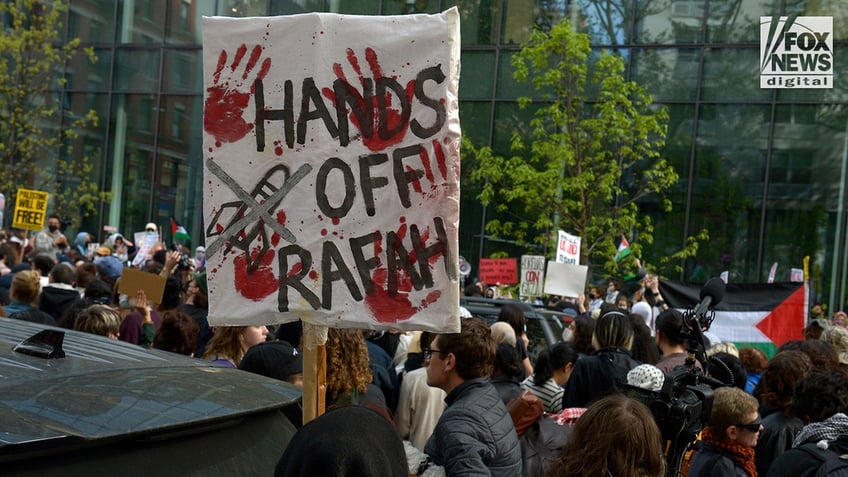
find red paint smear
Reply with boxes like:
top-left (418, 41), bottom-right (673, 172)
top-left (234, 248), bottom-right (277, 301)
top-left (231, 44), bottom-right (248, 70)
top-left (274, 146), bottom-right (283, 156)
top-left (287, 262), bottom-right (303, 278)
top-left (406, 165), bottom-right (423, 194)
top-left (366, 268), bottom-right (418, 323)
top-left (271, 210), bottom-right (286, 246)
top-left (432, 139), bottom-right (448, 180)
top-left (321, 47), bottom-right (415, 152)
top-left (215, 223), bottom-right (224, 234)
top-left (363, 223), bottom-right (442, 323)
top-left (419, 146), bottom-right (435, 183)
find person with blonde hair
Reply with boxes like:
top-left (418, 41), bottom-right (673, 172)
top-left (688, 386), bottom-right (761, 477)
top-left (3, 270), bottom-right (56, 325)
top-left (74, 304), bottom-right (122, 339)
top-left (821, 325), bottom-right (848, 365)
top-left (202, 325), bottom-right (268, 367)
top-left (489, 321), bottom-right (516, 347)
top-left (545, 394), bottom-right (665, 477)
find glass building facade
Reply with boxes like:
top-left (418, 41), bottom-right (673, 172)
top-left (49, 0), bottom-right (848, 308)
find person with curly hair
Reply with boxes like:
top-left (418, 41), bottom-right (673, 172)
top-left (325, 327), bottom-right (373, 407)
top-left (153, 310), bottom-right (200, 356)
top-left (754, 350), bottom-right (812, 476)
top-left (202, 325), bottom-right (268, 367)
top-left (688, 386), bottom-right (761, 477)
top-left (546, 394), bottom-right (665, 477)
top-left (767, 370), bottom-right (848, 477)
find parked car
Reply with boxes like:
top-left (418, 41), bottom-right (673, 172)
top-left (0, 317), bottom-right (301, 476)
top-left (459, 296), bottom-right (563, 361)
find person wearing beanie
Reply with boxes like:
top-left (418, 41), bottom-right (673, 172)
top-left (274, 406), bottom-right (408, 477)
top-left (707, 352), bottom-right (748, 390)
top-left (239, 340), bottom-right (303, 387)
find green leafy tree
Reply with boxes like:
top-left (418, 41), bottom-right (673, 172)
top-left (467, 19), bottom-right (703, 276)
top-left (0, 0), bottom-right (107, 227)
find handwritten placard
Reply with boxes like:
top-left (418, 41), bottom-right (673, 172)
top-left (479, 258), bottom-right (518, 285)
top-left (12, 188), bottom-right (48, 231)
top-left (202, 10), bottom-right (461, 332)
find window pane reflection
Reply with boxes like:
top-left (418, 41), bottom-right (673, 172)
top-left (688, 104), bottom-right (769, 282)
top-left (69, 1), bottom-right (116, 43)
top-left (632, 48), bottom-right (699, 101)
top-left (702, 48), bottom-right (769, 101)
top-left (567, 0), bottom-right (634, 45)
top-left (115, 49), bottom-right (161, 92)
top-left (444, 0), bottom-right (499, 45)
top-left (706, 0), bottom-right (779, 44)
top-left (116, 1), bottom-right (164, 44)
top-left (163, 50), bottom-right (202, 94)
top-left (460, 51), bottom-right (496, 99)
top-left (635, 0), bottom-right (704, 45)
top-left (166, 1), bottom-right (215, 44)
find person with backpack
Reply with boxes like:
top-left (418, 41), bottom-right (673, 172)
top-left (767, 371), bottom-right (848, 477)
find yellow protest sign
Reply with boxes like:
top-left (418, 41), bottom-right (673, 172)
top-left (12, 188), bottom-right (49, 231)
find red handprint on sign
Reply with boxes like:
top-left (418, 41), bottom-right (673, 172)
top-left (322, 48), bottom-right (415, 151)
top-left (204, 44), bottom-right (271, 145)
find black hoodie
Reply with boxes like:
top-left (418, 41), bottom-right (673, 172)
top-left (38, 284), bottom-right (82, 322)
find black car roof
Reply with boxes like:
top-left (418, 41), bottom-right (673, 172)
top-left (0, 318), bottom-right (300, 460)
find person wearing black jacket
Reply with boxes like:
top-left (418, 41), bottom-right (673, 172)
top-left (562, 308), bottom-right (640, 408)
top-left (38, 263), bottom-right (82, 322)
top-left (767, 371), bottom-right (848, 477)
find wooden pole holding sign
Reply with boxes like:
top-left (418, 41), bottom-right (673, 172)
top-left (301, 322), bottom-right (327, 424)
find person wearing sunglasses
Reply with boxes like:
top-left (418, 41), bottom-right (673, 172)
top-left (688, 386), bottom-right (761, 477)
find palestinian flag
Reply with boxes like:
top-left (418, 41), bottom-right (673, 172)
top-left (659, 281), bottom-right (807, 357)
top-left (171, 217), bottom-right (190, 244)
top-left (614, 237), bottom-right (632, 262)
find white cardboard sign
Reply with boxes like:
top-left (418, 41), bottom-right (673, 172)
top-left (543, 261), bottom-right (588, 298)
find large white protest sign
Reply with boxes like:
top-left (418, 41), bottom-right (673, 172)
top-left (202, 10), bottom-right (461, 332)
top-left (543, 261), bottom-right (588, 298)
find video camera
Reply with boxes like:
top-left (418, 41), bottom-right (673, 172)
top-left (627, 277), bottom-right (726, 477)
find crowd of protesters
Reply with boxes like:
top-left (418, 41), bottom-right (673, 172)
top-left (7, 216), bottom-right (848, 476)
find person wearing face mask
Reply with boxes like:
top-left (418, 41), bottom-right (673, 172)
top-left (35, 214), bottom-right (69, 258)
